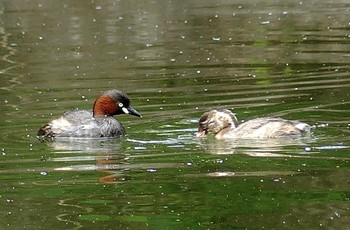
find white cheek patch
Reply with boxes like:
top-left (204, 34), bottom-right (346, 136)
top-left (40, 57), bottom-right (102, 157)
top-left (122, 107), bottom-right (129, 114)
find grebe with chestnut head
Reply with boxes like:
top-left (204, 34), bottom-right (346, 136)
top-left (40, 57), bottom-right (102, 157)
top-left (37, 89), bottom-right (141, 139)
top-left (196, 109), bottom-right (310, 140)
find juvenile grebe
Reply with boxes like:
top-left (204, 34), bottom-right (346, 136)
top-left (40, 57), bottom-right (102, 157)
top-left (37, 89), bottom-right (141, 138)
top-left (196, 109), bottom-right (310, 140)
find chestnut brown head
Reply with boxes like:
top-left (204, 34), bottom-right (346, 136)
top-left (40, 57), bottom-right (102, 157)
top-left (93, 89), bottom-right (141, 118)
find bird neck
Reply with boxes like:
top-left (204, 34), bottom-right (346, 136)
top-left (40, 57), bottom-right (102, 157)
top-left (93, 96), bottom-right (118, 117)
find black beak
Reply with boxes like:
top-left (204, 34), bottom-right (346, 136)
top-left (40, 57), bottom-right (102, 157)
top-left (126, 107), bottom-right (142, 117)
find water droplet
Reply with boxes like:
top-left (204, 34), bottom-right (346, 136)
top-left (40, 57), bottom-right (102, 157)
top-left (134, 146), bottom-right (146, 150)
top-left (147, 168), bottom-right (157, 173)
top-left (305, 147), bottom-right (312, 151)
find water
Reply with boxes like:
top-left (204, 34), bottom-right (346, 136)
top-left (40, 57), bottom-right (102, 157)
top-left (1, 1), bottom-right (350, 229)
